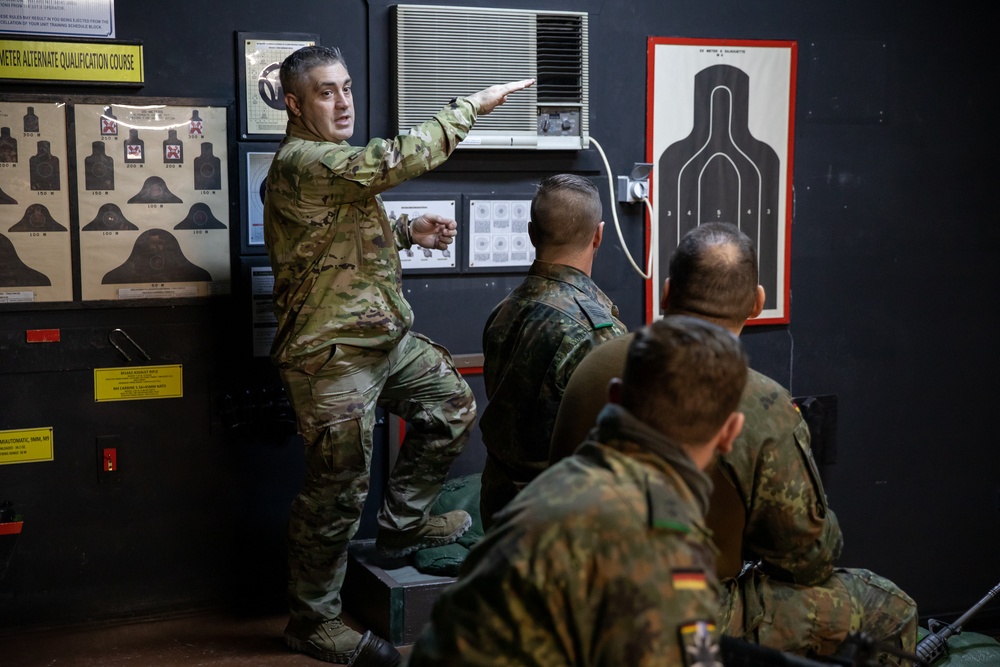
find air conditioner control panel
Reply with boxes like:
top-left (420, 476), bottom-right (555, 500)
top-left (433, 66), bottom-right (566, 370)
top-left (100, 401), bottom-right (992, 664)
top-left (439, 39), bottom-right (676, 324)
top-left (537, 107), bottom-right (581, 137)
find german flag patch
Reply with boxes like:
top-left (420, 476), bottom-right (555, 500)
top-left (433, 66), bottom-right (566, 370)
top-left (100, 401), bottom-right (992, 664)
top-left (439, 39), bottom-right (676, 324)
top-left (678, 620), bottom-right (721, 667)
top-left (672, 570), bottom-right (708, 591)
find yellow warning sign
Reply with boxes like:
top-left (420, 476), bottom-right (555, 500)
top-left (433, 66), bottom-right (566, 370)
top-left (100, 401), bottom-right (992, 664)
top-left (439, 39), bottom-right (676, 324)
top-left (0, 427), bottom-right (54, 466)
top-left (0, 38), bottom-right (144, 85)
top-left (94, 365), bottom-right (183, 402)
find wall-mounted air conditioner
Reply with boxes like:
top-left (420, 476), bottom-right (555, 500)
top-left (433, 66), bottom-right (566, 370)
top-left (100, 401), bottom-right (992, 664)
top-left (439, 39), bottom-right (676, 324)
top-left (391, 4), bottom-right (589, 150)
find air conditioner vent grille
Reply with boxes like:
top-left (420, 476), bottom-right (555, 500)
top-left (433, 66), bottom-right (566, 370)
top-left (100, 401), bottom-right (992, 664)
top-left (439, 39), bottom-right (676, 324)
top-left (393, 5), bottom-right (588, 148)
top-left (537, 15), bottom-right (587, 103)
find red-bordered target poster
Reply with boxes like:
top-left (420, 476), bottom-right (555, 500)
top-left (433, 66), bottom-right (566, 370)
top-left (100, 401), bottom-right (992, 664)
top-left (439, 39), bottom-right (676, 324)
top-left (647, 38), bottom-right (797, 325)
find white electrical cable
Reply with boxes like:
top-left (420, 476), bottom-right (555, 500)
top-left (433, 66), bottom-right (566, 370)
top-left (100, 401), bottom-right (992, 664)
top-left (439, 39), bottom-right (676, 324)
top-left (589, 136), bottom-right (654, 280)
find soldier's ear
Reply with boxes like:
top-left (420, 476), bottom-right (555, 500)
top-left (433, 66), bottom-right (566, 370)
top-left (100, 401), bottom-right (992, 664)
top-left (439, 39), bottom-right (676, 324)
top-left (748, 285), bottom-right (765, 319)
top-left (285, 92), bottom-right (302, 118)
top-left (593, 221), bottom-right (604, 249)
top-left (714, 411), bottom-right (744, 456)
top-left (607, 377), bottom-right (623, 404)
top-left (660, 278), bottom-right (671, 312)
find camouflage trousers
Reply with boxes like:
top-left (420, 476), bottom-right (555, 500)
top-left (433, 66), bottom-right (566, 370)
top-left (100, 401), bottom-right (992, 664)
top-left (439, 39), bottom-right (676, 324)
top-left (721, 565), bottom-right (918, 665)
top-left (279, 331), bottom-right (476, 623)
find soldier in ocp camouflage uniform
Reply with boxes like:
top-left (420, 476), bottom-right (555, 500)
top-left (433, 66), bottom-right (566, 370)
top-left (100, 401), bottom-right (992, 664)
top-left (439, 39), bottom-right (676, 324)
top-left (263, 44), bottom-right (533, 664)
top-left (549, 222), bottom-right (918, 665)
top-left (478, 174), bottom-right (627, 529)
top-left (408, 316), bottom-right (749, 667)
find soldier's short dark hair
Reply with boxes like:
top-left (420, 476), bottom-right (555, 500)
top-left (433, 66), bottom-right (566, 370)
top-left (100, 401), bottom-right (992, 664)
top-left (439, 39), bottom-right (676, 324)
top-left (280, 45), bottom-right (347, 101)
top-left (666, 222), bottom-right (758, 326)
top-left (529, 174), bottom-right (602, 249)
top-left (621, 316), bottom-right (747, 444)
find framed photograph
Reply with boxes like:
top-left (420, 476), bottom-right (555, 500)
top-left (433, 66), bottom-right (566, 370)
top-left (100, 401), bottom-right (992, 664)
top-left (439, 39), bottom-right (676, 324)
top-left (237, 32), bottom-right (319, 141)
top-left (0, 97), bottom-right (74, 304)
top-left (381, 196), bottom-right (460, 274)
top-left (647, 37), bottom-right (797, 325)
top-left (244, 257), bottom-right (276, 358)
top-left (73, 99), bottom-right (233, 302)
top-left (463, 195), bottom-right (536, 273)
top-left (238, 142), bottom-right (278, 254)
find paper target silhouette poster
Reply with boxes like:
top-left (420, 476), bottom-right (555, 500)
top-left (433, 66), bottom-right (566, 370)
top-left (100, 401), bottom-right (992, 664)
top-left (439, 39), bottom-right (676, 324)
top-left (244, 148), bottom-right (275, 248)
top-left (647, 38), bottom-right (797, 324)
top-left (74, 102), bottom-right (231, 301)
top-left (0, 101), bottom-right (73, 303)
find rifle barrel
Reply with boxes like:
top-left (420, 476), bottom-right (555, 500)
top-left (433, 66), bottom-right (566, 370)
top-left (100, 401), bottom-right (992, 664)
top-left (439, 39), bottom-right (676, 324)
top-left (915, 579), bottom-right (1000, 666)
top-left (950, 580), bottom-right (1000, 629)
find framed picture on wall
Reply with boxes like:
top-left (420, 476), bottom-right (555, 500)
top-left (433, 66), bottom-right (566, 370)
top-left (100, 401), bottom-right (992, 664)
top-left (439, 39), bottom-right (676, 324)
top-left (0, 97), bottom-right (74, 304)
top-left (380, 196), bottom-right (461, 274)
top-left (647, 37), bottom-right (797, 325)
top-left (236, 32), bottom-right (319, 141)
top-left (238, 142), bottom-right (278, 254)
top-left (239, 256), bottom-right (276, 359)
top-left (463, 194), bottom-right (536, 273)
top-left (73, 99), bottom-right (234, 302)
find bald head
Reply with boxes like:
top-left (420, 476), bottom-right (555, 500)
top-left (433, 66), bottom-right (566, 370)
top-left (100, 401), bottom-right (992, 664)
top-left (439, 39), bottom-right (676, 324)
top-left (665, 223), bottom-right (759, 328)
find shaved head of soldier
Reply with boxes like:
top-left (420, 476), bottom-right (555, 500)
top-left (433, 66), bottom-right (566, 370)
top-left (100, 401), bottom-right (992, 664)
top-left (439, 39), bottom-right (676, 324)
top-left (529, 174), bottom-right (603, 251)
top-left (620, 315), bottom-right (747, 447)
top-left (665, 222), bottom-right (760, 329)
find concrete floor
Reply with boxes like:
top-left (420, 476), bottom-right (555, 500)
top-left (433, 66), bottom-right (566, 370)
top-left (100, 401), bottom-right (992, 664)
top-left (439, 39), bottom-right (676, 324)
top-left (5, 608), bottom-right (1000, 666)
top-left (1, 611), bottom-right (412, 667)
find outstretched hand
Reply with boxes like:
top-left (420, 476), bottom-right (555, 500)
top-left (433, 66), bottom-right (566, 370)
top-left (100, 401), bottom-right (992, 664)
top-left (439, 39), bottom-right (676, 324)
top-left (410, 214), bottom-right (458, 250)
top-left (468, 78), bottom-right (536, 115)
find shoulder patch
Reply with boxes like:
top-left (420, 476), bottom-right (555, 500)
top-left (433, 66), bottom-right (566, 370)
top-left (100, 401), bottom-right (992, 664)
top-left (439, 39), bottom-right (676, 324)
top-left (679, 620), bottom-right (722, 667)
top-left (574, 296), bottom-right (614, 330)
top-left (672, 570), bottom-right (708, 590)
top-left (648, 482), bottom-right (694, 534)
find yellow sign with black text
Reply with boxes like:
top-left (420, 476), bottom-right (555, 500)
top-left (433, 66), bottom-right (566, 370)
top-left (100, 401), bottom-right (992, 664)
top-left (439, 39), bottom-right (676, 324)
top-left (94, 365), bottom-right (183, 402)
top-left (0, 427), bottom-right (54, 466)
top-left (0, 39), bottom-right (143, 85)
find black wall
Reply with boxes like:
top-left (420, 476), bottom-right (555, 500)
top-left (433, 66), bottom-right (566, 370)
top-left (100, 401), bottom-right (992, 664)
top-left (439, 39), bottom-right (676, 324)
top-left (1, 0), bottom-right (997, 632)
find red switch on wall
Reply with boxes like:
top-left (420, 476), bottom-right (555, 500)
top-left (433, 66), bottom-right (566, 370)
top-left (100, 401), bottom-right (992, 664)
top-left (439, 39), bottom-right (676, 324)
top-left (97, 436), bottom-right (121, 484)
top-left (103, 448), bottom-right (117, 471)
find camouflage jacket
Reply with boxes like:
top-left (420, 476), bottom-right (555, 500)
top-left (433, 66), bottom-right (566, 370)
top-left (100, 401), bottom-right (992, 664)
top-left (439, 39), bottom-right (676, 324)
top-left (407, 403), bottom-right (723, 667)
top-left (550, 334), bottom-right (842, 585)
top-left (715, 369), bottom-right (842, 584)
top-left (479, 260), bottom-right (626, 484)
top-left (263, 99), bottom-right (478, 365)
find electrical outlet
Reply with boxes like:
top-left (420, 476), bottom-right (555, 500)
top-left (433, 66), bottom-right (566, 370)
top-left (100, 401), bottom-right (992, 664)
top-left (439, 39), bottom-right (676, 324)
top-left (616, 174), bottom-right (649, 204)
top-left (96, 435), bottom-right (121, 484)
top-left (616, 163), bottom-right (653, 203)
